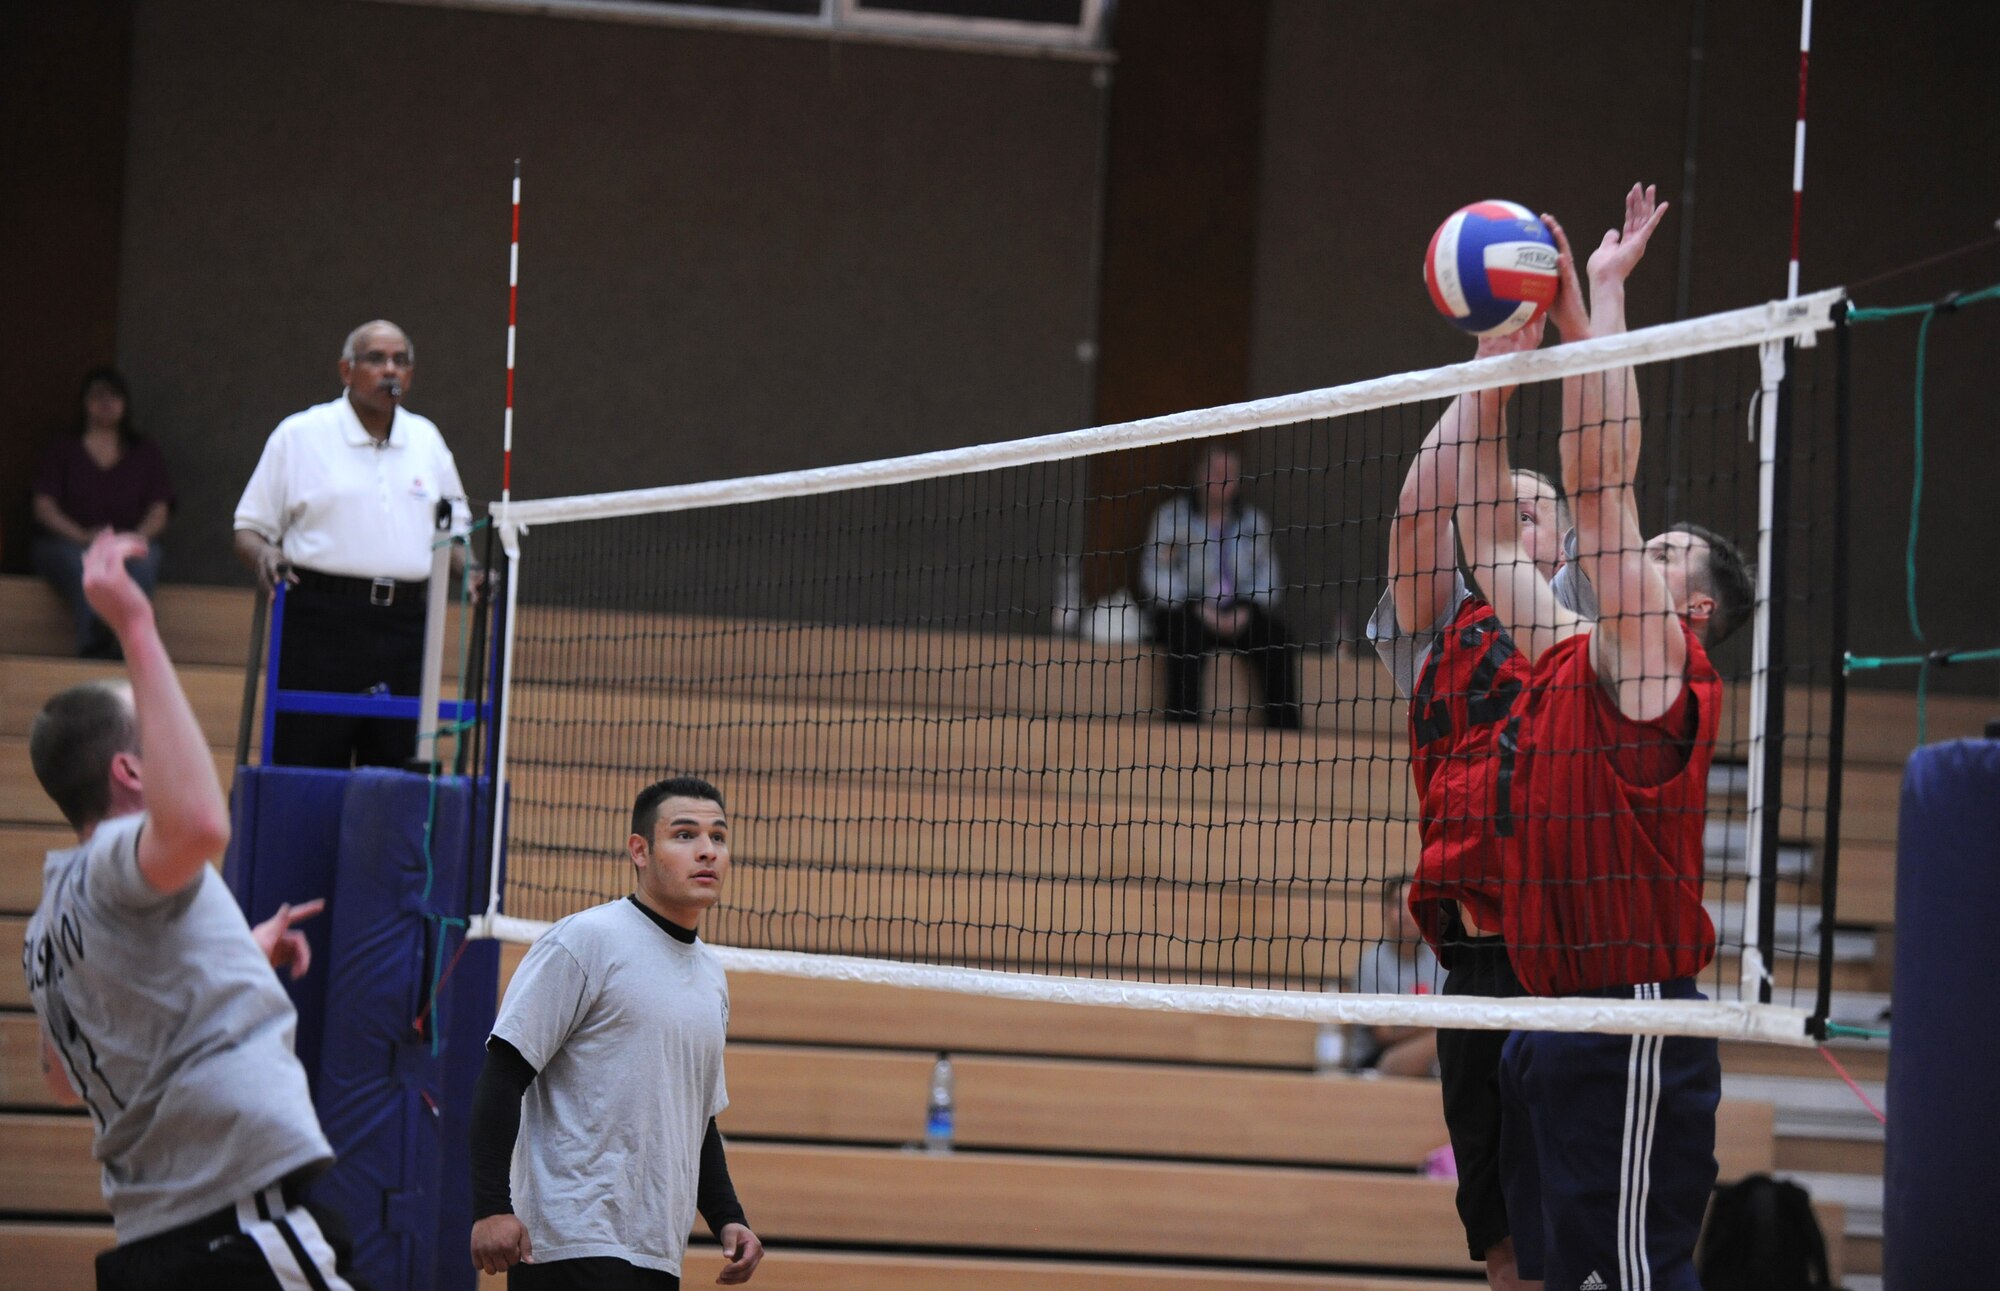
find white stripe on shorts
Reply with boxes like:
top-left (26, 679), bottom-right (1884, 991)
top-left (1617, 984), bottom-right (1665, 1291)
top-left (233, 1186), bottom-right (353, 1291)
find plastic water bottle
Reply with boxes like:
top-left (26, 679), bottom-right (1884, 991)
top-left (925, 1053), bottom-right (955, 1153)
top-left (1313, 1023), bottom-right (1346, 1074)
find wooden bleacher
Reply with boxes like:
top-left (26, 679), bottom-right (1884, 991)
top-left (3, 572), bottom-right (1981, 1285)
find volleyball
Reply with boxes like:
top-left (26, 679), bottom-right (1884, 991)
top-left (1424, 200), bottom-right (1560, 336)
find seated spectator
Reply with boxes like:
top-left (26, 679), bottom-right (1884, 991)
top-left (1138, 443), bottom-right (1301, 729)
top-left (31, 369), bottom-right (173, 658)
top-left (1349, 875), bottom-right (1444, 1077)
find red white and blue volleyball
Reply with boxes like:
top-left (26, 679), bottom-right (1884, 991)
top-left (1424, 200), bottom-right (1560, 337)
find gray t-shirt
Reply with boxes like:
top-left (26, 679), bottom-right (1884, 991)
top-left (1367, 573), bottom-right (1471, 699)
top-left (23, 814), bottom-right (331, 1242)
top-left (1354, 938), bottom-right (1445, 997)
top-left (1367, 561), bottom-right (1597, 697)
top-left (493, 898), bottom-right (731, 1275)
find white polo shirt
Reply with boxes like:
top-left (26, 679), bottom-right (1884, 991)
top-left (234, 393), bottom-right (470, 582)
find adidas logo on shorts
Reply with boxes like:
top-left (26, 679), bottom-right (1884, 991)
top-left (1579, 1273), bottom-right (1609, 1291)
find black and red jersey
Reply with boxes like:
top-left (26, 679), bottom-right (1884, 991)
top-left (1499, 621), bottom-right (1720, 996)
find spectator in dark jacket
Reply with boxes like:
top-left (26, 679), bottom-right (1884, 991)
top-left (32, 369), bottom-right (174, 658)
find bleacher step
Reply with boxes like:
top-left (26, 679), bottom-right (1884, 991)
top-left (1722, 1072), bottom-right (1886, 1143)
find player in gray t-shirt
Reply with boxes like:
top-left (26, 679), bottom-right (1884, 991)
top-left (470, 775), bottom-right (763, 1288)
top-left (23, 531), bottom-right (360, 1289)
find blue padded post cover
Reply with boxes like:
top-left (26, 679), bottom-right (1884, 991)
top-left (222, 766), bottom-right (353, 1096)
top-left (311, 769), bottom-right (488, 1291)
top-left (1885, 738), bottom-right (2000, 1287)
top-left (435, 936), bottom-right (502, 1288)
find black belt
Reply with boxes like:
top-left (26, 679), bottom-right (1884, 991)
top-left (291, 567), bottom-right (428, 608)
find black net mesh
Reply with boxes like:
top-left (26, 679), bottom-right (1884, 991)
top-left (493, 339), bottom-right (1839, 1010)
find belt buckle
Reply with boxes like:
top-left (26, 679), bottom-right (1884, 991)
top-left (369, 578), bottom-right (395, 607)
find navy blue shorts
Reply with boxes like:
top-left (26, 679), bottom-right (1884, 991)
top-left (1499, 979), bottom-right (1721, 1290)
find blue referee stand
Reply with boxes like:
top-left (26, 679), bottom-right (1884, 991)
top-left (223, 527), bottom-right (505, 1291)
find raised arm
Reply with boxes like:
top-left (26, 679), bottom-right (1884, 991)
top-left (81, 532), bottom-right (231, 893)
top-left (1388, 327), bottom-right (1545, 636)
top-left (1555, 185), bottom-right (1685, 720)
top-left (1451, 313), bottom-right (1584, 664)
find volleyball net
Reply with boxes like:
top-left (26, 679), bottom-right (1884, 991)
top-left (471, 288), bottom-right (1850, 1044)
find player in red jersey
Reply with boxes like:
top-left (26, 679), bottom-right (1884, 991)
top-left (1371, 314), bottom-right (1590, 1291)
top-left (1454, 184), bottom-right (1754, 1291)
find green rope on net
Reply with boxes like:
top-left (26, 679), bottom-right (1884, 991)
top-left (1842, 283), bottom-right (2000, 745)
top-left (413, 523), bottom-right (493, 1041)
top-left (1822, 1021), bottom-right (1891, 1042)
top-left (1848, 647), bottom-right (2000, 672)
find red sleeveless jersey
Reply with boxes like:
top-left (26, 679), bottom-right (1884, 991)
top-left (1405, 595), bottom-right (1530, 949)
top-left (1500, 621), bottom-right (1721, 996)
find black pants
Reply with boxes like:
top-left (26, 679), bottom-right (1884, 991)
top-left (1436, 927), bottom-right (1526, 1264)
top-left (272, 581), bottom-right (427, 769)
top-left (1151, 603), bottom-right (1301, 728)
top-left (94, 1179), bottom-right (367, 1290)
top-left (510, 1257), bottom-right (679, 1289)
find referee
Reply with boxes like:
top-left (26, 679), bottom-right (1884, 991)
top-left (469, 776), bottom-right (764, 1288)
top-left (25, 532), bottom-right (364, 1288)
top-left (233, 319), bottom-right (477, 768)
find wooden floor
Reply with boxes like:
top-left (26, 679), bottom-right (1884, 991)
top-left (0, 571), bottom-right (1966, 1285)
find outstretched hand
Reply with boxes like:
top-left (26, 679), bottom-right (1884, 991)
top-left (80, 530), bottom-right (156, 640)
top-left (1540, 214), bottom-right (1591, 341)
top-left (252, 898), bottom-right (325, 980)
top-left (1586, 182), bottom-right (1668, 288)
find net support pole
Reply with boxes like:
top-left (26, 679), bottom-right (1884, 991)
top-left (412, 500), bottom-right (455, 767)
top-left (1812, 305), bottom-right (1853, 1037)
top-left (472, 518), bottom-right (523, 934)
top-left (1741, 339), bottom-right (1792, 1004)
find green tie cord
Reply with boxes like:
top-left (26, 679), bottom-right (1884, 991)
top-left (1842, 285), bottom-right (2000, 745)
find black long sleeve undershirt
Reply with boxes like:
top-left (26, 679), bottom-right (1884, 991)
top-left (470, 1036), bottom-right (537, 1220)
top-left (696, 1116), bottom-right (748, 1234)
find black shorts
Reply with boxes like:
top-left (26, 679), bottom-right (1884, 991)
top-left (94, 1177), bottom-right (367, 1291)
top-left (1435, 928), bottom-right (1525, 1263)
top-left (509, 1256), bottom-right (679, 1290)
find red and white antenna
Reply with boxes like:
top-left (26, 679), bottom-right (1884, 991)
top-left (503, 158), bottom-right (521, 503)
top-left (1787, 0), bottom-right (1813, 298)
top-left (480, 159), bottom-right (525, 935)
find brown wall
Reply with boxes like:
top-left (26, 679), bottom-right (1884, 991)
top-left (1084, 0), bottom-right (1268, 600)
top-left (109, 0), bottom-right (1104, 590)
top-left (1249, 0), bottom-right (1999, 690)
top-left (0, 3), bottom-right (131, 575)
top-left (7, 0), bottom-right (1996, 699)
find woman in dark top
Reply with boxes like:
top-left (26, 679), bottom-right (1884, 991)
top-left (32, 368), bottom-right (175, 657)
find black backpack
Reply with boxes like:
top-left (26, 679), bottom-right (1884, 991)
top-left (1696, 1173), bottom-right (1835, 1291)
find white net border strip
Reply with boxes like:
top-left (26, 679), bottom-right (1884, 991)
top-left (498, 288), bottom-right (1843, 530)
top-left (470, 915), bottom-right (1813, 1044)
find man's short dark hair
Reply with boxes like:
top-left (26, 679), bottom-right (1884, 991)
top-left (630, 776), bottom-right (727, 841)
top-left (30, 682), bottom-right (136, 831)
top-left (1671, 522), bottom-right (1754, 649)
